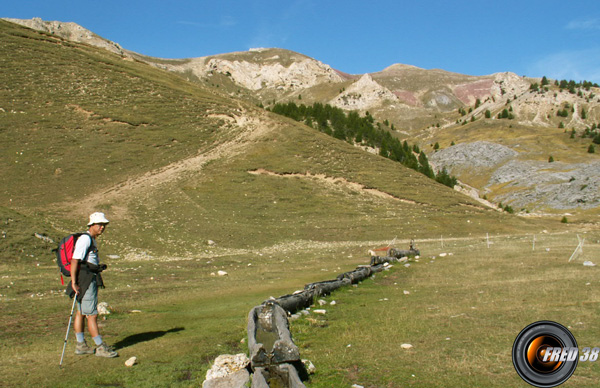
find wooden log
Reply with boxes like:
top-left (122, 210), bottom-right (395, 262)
top-left (388, 247), bottom-right (420, 258)
top-left (251, 367), bottom-right (269, 388)
top-left (247, 305), bottom-right (270, 368)
top-left (274, 290), bottom-right (314, 314)
top-left (304, 279), bottom-right (345, 297)
top-left (337, 265), bottom-right (372, 284)
top-left (247, 301), bottom-right (300, 369)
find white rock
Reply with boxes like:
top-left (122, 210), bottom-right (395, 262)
top-left (217, 271), bottom-right (228, 276)
top-left (303, 359), bottom-right (316, 374)
top-left (318, 299), bottom-right (327, 306)
top-left (98, 302), bottom-right (110, 315)
top-left (330, 301), bottom-right (336, 305)
top-left (583, 261), bottom-right (596, 267)
top-left (403, 290), bottom-right (411, 295)
top-left (401, 343), bottom-right (413, 349)
top-left (205, 354), bottom-right (250, 380)
top-left (313, 309), bottom-right (327, 314)
top-left (125, 356), bottom-right (137, 367)
top-left (439, 253), bottom-right (447, 257)
top-left (352, 385), bottom-right (365, 388)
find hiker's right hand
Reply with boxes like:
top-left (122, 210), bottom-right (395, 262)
top-left (72, 283), bottom-right (80, 295)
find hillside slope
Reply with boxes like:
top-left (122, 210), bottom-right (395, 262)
top-left (0, 19), bottom-right (548, 262)
top-left (5, 18), bottom-right (600, 216)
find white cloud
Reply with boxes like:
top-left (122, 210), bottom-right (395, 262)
top-left (528, 48), bottom-right (600, 83)
top-left (566, 18), bottom-right (600, 30)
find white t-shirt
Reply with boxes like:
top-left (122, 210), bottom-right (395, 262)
top-left (72, 233), bottom-right (99, 265)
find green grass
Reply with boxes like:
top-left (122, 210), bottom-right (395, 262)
top-left (292, 233), bottom-right (600, 387)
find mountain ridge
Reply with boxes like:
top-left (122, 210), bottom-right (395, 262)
top-left (3, 17), bottom-right (599, 217)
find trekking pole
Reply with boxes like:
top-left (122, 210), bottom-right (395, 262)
top-left (59, 296), bottom-right (77, 367)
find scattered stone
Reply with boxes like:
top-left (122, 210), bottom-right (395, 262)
top-left (318, 299), bottom-right (327, 306)
top-left (303, 359), bottom-right (316, 374)
top-left (583, 261), bottom-right (596, 267)
top-left (34, 233), bottom-right (54, 243)
top-left (107, 254), bottom-right (120, 259)
top-left (404, 263), bottom-right (411, 268)
top-left (97, 302), bottom-right (110, 315)
top-left (130, 310), bottom-right (142, 313)
top-left (352, 385), bottom-right (365, 388)
top-left (439, 253), bottom-right (447, 257)
top-left (205, 354), bottom-right (250, 381)
top-left (125, 356), bottom-right (137, 367)
top-left (313, 309), bottom-right (326, 314)
top-left (217, 271), bottom-right (228, 276)
top-left (403, 290), bottom-right (410, 295)
top-left (330, 301), bottom-right (336, 305)
top-left (208, 240), bottom-right (216, 246)
top-left (401, 344), bottom-right (413, 349)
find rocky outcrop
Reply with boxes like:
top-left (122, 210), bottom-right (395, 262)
top-left (330, 73), bottom-right (398, 110)
top-left (431, 141), bottom-right (600, 211)
top-left (488, 160), bottom-right (600, 210)
top-left (3, 18), bottom-right (127, 57)
top-left (430, 141), bottom-right (518, 171)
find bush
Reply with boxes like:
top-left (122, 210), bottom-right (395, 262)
top-left (561, 216), bottom-right (568, 224)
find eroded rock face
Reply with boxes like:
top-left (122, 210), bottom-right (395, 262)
top-left (431, 141), bottom-right (600, 211)
top-left (430, 141), bottom-right (518, 171)
top-left (204, 57), bottom-right (344, 91)
top-left (330, 74), bottom-right (398, 110)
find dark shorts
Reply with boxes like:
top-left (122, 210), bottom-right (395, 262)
top-left (77, 278), bottom-right (98, 316)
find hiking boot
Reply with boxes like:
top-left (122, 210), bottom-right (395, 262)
top-left (75, 340), bottom-right (94, 355)
top-left (95, 342), bottom-right (118, 358)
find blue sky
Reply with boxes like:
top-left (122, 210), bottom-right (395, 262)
top-left (5, 0), bottom-right (600, 82)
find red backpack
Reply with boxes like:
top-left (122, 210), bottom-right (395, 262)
top-left (54, 233), bottom-right (92, 284)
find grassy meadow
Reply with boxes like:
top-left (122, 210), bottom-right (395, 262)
top-left (1, 20), bottom-right (599, 387)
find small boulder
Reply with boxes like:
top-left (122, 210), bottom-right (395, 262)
top-left (98, 302), bottom-right (110, 315)
top-left (125, 356), bottom-right (137, 367)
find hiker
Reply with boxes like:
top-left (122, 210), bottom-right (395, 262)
top-left (69, 212), bottom-right (118, 358)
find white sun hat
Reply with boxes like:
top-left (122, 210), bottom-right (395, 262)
top-left (88, 212), bottom-right (110, 226)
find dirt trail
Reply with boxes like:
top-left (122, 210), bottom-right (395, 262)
top-left (72, 108), bottom-right (276, 217)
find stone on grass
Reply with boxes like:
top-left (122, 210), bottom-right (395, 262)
top-left (98, 302), bottom-right (110, 315)
top-left (302, 359), bottom-right (316, 374)
top-left (401, 343), bottom-right (413, 349)
top-left (205, 354), bottom-right (250, 380)
top-left (125, 356), bottom-right (137, 367)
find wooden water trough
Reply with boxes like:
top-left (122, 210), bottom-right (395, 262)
top-left (245, 243), bottom-right (419, 387)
